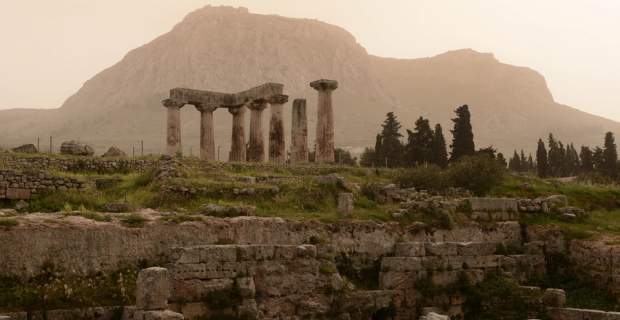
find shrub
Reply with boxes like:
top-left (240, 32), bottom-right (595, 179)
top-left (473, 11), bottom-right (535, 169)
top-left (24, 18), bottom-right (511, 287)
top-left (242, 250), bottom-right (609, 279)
top-left (120, 213), bottom-right (147, 228)
top-left (448, 155), bottom-right (505, 196)
top-left (395, 165), bottom-right (449, 192)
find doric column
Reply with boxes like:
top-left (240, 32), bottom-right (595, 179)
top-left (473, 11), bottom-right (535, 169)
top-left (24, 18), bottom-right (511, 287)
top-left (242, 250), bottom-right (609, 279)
top-left (247, 99), bottom-right (268, 162)
top-left (290, 99), bottom-right (308, 164)
top-left (310, 79), bottom-right (338, 163)
top-left (268, 94), bottom-right (289, 164)
top-left (195, 103), bottom-right (218, 161)
top-left (162, 99), bottom-right (185, 157)
top-left (228, 105), bottom-right (246, 162)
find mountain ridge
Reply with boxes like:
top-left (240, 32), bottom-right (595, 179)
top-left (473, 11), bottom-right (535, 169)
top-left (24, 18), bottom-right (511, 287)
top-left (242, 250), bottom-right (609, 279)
top-left (0, 5), bottom-right (618, 155)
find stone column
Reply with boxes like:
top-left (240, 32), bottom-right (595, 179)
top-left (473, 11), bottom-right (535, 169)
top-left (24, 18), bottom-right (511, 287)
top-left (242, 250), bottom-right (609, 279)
top-left (228, 105), bottom-right (246, 162)
top-left (268, 94), bottom-right (289, 164)
top-left (247, 100), bottom-right (268, 162)
top-left (310, 79), bottom-right (338, 163)
top-left (162, 99), bottom-right (185, 157)
top-left (195, 104), bottom-right (218, 161)
top-left (290, 99), bottom-right (308, 164)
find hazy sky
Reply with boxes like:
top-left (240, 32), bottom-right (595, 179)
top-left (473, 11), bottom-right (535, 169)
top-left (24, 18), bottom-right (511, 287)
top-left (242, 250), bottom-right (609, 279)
top-left (1, 0), bottom-right (619, 121)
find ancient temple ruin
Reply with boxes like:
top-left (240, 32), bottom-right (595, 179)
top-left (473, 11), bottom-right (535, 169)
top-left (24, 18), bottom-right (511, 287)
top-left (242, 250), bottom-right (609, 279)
top-left (161, 80), bottom-right (338, 163)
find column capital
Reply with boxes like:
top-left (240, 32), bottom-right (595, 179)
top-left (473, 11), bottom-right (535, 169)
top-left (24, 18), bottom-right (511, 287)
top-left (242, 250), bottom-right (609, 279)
top-left (194, 103), bottom-right (218, 113)
top-left (310, 79), bottom-right (338, 91)
top-left (162, 99), bottom-right (185, 109)
top-left (267, 94), bottom-right (289, 105)
top-left (247, 99), bottom-right (269, 111)
top-left (228, 105), bottom-right (246, 115)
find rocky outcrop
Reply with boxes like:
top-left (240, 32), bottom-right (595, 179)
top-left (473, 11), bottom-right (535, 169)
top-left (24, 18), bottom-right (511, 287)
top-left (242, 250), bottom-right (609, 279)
top-left (10, 144), bottom-right (37, 154)
top-left (102, 146), bottom-right (127, 157)
top-left (60, 140), bottom-right (94, 156)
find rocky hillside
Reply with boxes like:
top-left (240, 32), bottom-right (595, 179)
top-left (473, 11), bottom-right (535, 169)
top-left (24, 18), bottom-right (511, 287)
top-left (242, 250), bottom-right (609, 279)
top-left (0, 6), bottom-right (618, 155)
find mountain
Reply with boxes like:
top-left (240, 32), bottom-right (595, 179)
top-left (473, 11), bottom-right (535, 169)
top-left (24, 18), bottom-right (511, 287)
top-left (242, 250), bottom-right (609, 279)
top-left (1, 6), bottom-right (618, 156)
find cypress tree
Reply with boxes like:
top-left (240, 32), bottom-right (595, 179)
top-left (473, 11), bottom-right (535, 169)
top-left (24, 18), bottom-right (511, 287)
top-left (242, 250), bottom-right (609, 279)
top-left (509, 150), bottom-right (521, 172)
top-left (450, 105), bottom-right (475, 162)
top-left (603, 132), bottom-right (618, 177)
top-left (593, 147), bottom-right (605, 172)
top-left (374, 134), bottom-right (383, 167)
top-left (431, 123), bottom-right (448, 168)
top-left (580, 146), bottom-right (594, 172)
top-left (548, 134), bottom-right (562, 177)
top-left (379, 112), bottom-right (403, 167)
top-left (536, 139), bottom-right (549, 178)
top-left (528, 154), bottom-right (534, 171)
top-left (406, 117), bottom-right (434, 166)
top-left (496, 153), bottom-right (508, 169)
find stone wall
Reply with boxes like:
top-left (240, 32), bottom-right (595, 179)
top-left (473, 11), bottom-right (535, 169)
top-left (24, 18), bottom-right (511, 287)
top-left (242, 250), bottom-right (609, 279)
top-left (0, 216), bottom-right (522, 278)
top-left (379, 241), bottom-right (546, 318)
top-left (0, 154), bottom-right (156, 174)
top-left (548, 308), bottom-right (620, 320)
top-left (569, 240), bottom-right (620, 299)
top-left (0, 170), bottom-right (86, 200)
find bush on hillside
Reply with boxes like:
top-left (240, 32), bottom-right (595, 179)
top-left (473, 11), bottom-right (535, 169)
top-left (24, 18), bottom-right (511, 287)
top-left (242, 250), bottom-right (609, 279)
top-left (448, 155), bottom-right (505, 196)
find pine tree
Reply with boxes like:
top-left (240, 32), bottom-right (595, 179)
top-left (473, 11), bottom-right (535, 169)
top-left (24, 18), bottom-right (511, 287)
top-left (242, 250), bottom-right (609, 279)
top-left (580, 146), bottom-right (594, 172)
top-left (378, 112), bottom-right (403, 167)
top-left (603, 132), bottom-right (618, 177)
top-left (431, 123), bottom-right (448, 168)
top-left (536, 139), bottom-right (549, 178)
top-left (528, 154), bottom-right (534, 171)
top-left (405, 117), bottom-right (435, 166)
top-left (450, 105), bottom-right (475, 162)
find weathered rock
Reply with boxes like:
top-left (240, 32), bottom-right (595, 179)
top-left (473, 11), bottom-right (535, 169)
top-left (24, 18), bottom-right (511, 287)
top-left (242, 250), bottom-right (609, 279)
top-left (338, 193), bottom-right (354, 218)
top-left (60, 141), bottom-right (94, 156)
top-left (420, 312), bottom-right (450, 320)
top-left (200, 203), bottom-right (255, 217)
top-left (102, 146), bottom-right (127, 157)
top-left (105, 202), bottom-right (132, 213)
top-left (136, 267), bottom-right (171, 311)
top-left (133, 310), bottom-right (184, 320)
top-left (542, 288), bottom-right (566, 308)
top-left (11, 144), bottom-right (38, 154)
top-left (14, 200), bottom-right (29, 212)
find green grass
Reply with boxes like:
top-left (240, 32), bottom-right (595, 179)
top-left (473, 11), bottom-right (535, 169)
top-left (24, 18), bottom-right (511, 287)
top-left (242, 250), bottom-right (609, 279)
top-left (522, 210), bottom-right (620, 240)
top-left (492, 174), bottom-right (620, 210)
top-left (119, 213), bottom-right (147, 228)
top-left (0, 217), bottom-right (19, 228)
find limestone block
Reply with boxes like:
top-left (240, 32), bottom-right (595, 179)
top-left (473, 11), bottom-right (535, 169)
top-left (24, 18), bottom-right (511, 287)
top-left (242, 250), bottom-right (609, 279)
top-left (296, 244), bottom-right (317, 258)
top-left (420, 312), bottom-right (450, 320)
top-left (543, 289), bottom-right (567, 308)
top-left (170, 278), bottom-right (233, 303)
top-left (467, 197), bottom-right (518, 212)
top-left (394, 242), bottom-right (426, 257)
top-left (381, 257), bottom-right (423, 272)
top-left (236, 277), bottom-right (256, 298)
top-left (338, 193), bottom-right (354, 218)
top-left (199, 245), bottom-right (238, 262)
top-left (133, 310), bottom-right (184, 320)
top-left (136, 267), bottom-right (171, 311)
top-left (457, 242), bottom-right (497, 256)
top-left (237, 299), bottom-right (259, 319)
top-left (425, 242), bottom-right (458, 256)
